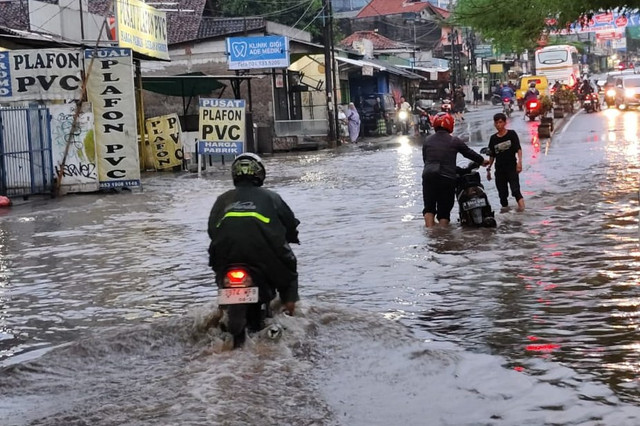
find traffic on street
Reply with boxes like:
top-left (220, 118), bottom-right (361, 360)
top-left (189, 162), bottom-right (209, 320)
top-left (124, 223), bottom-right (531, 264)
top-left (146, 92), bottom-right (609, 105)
top-left (0, 100), bottom-right (639, 425)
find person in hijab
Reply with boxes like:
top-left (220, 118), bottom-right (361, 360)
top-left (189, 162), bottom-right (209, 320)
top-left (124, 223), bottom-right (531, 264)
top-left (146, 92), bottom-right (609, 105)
top-left (346, 102), bottom-right (360, 143)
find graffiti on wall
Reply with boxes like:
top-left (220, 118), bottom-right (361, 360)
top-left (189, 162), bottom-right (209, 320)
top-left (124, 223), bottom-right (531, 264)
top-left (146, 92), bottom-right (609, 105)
top-left (49, 103), bottom-right (98, 189)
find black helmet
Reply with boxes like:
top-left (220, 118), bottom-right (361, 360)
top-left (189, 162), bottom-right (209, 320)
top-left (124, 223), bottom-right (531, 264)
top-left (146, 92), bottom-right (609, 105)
top-left (231, 153), bottom-right (265, 186)
top-left (529, 82), bottom-right (536, 88)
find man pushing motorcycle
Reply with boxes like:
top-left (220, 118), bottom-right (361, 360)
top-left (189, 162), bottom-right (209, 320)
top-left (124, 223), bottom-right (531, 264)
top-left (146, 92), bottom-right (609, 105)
top-left (207, 153), bottom-right (300, 316)
top-left (421, 112), bottom-right (489, 228)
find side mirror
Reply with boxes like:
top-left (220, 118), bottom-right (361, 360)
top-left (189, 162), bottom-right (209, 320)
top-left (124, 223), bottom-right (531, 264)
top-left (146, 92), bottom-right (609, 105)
top-left (480, 147), bottom-right (490, 155)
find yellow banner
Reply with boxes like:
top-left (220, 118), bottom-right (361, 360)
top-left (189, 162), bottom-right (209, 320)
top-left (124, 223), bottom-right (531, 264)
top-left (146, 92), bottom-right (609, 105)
top-left (489, 63), bottom-right (504, 73)
top-left (145, 113), bottom-right (184, 170)
top-left (116, 0), bottom-right (169, 61)
top-left (85, 48), bottom-right (141, 188)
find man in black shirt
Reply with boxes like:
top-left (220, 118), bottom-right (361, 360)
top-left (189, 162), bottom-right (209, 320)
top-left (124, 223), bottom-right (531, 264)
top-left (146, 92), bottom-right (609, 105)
top-left (486, 113), bottom-right (525, 212)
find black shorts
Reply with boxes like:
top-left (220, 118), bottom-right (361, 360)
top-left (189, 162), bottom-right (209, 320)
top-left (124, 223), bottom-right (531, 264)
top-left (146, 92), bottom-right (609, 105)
top-left (422, 174), bottom-right (456, 221)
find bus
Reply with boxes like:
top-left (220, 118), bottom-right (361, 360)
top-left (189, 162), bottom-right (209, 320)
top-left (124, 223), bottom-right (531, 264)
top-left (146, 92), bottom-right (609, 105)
top-left (534, 45), bottom-right (581, 88)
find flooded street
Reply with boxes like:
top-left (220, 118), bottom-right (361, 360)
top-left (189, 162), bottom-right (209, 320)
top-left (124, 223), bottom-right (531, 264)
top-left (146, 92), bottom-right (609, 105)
top-left (1, 105), bottom-right (639, 425)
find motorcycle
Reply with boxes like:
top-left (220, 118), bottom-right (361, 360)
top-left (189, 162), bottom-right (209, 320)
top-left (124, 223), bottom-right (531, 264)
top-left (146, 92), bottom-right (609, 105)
top-left (418, 109), bottom-right (432, 134)
top-left (217, 264), bottom-right (274, 348)
top-left (582, 93), bottom-right (600, 113)
top-left (491, 93), bottom-right (502, 105)
top-left (524, 98), bottom-right (541, 121)
top-left (397, 109), bottom-right (411, 135)
top-left (440, 98), bottom-right (453, 113)
top-left (455, 160), bottom-right (496, 228)
top-left (502, 97), bottom-right (513, 117)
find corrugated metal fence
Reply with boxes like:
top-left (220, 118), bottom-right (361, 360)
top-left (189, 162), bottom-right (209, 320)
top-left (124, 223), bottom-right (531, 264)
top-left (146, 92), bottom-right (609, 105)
top-left (0, 106), bottom-right (53, 197)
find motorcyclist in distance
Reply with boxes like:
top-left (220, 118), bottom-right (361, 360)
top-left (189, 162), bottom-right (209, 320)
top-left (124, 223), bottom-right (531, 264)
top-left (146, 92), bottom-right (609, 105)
top-left (579, 78), bottom-right (594, 97)
top-left (499, 82), bottom-right (516, 104)
top-left (523, 82), bottom-right (540, 102)
top-left (207, 153), bottom-right (300, 315)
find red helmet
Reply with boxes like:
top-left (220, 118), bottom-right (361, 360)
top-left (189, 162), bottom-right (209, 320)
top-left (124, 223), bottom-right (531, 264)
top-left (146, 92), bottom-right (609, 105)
top-left (433, 112), bottom-right (454, 133)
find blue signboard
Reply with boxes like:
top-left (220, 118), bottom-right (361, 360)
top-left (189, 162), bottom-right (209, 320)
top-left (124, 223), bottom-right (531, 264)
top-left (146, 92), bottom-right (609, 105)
top-left (198, 141), bottom-right (244, 155)
top-left (226, 36), bottom-right (290, 70)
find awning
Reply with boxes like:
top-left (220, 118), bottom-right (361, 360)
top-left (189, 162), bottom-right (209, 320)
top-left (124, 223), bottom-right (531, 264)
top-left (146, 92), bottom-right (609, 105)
top-left (336, 56), bottom-right (426, 80)
top-left (141, 72), bottom-right (262, 115)
top-left (142, 72), bottom-right (226, 97)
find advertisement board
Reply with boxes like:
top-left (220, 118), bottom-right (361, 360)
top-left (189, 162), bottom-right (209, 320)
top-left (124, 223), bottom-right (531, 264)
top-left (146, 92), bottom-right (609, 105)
top-left (116, 0), bottom-right (169, 60)
top-left (0, 49), bottom-right (83, 100)
top-left (198, 98), bottom-right (246, 156)
top-left (226, 36), bottom-right (289, 70)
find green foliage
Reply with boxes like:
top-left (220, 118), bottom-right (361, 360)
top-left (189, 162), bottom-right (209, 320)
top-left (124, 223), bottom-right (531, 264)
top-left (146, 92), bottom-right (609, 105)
top-left (553, 87), bottom-right (578, 105)
top-left (539, 94), bottom-right (553, 116)
top-left (453, 0), bottom-right (640, 53)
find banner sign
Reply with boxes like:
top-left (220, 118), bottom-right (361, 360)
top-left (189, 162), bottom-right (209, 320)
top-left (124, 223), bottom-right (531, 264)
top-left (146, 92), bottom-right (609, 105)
top-left (198, 98), bottom-right (245, 155)
top-left (116, 0), bottom-right (169, 61)
top-left (551, 11), bottom-right (640, 34)
top-left (0, 49), bottom-right (83, 100)
top-left (226, 36), bottom-right (289, 70)
top-left (145, 113), bottom-right (184, 169)
top-left (50, 103), bottom-right (98, 192)
top-left (85, 48), bottom-right (141, 188)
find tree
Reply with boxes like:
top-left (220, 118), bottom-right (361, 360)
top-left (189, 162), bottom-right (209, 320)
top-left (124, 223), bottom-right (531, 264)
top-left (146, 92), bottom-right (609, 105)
top-left (452, 0), bottom-right (640, 52)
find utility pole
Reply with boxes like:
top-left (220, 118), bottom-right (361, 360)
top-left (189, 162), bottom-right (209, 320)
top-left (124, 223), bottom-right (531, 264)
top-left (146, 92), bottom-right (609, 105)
top-left (322, 0), bottom-right (337, 147)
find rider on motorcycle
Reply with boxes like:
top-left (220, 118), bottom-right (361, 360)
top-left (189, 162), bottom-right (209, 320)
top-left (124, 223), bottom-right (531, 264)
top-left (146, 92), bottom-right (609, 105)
top-left (421, 112), bottom-right (489, 228)
top-left (579, 78), bottom-right (600, 109)
top-left (499, 83), bottom-right (515, 104)
top-left (207, 153), bottom-right (300, 315)
top-left (523, 82), bottom-right (539, 103)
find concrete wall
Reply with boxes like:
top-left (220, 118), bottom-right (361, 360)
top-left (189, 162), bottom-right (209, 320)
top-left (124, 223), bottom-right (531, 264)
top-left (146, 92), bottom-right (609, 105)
top-left (29, 0), bottom-right (105, 42)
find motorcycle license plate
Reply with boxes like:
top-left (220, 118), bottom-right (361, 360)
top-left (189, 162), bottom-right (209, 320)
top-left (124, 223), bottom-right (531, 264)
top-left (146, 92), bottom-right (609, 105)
top-left (218, 287), bottom-right (259, 304)
top-left (462, 198), bottom-right (487, 211)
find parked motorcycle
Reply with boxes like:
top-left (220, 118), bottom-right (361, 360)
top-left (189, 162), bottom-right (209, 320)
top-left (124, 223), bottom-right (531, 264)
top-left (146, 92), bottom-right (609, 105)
top-left (502, 97), bottom-right (513, 117)
top-left (582, 93), bottom-right (600, 113)
top-left (217, 264), bottom-right (274, 348)
top-left (455, 161), bottom-right (496, 228)
top-left (491, 93), bottom-right (502, 105)
top-left (524, 98), bottom-right (541, 121)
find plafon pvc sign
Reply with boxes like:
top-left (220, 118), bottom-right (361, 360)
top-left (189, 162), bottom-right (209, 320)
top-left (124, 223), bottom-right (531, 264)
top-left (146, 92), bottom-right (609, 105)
top-left (226, 35), bottom-right (289, 70)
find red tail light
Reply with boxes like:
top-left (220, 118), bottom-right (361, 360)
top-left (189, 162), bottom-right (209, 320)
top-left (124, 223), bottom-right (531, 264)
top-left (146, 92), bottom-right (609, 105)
top-left (226, 269), bottom-right (249, 287)
top-left (528, 101), bottom-right (538, 108)
top-left (503, 98), bottom-right (510, 102)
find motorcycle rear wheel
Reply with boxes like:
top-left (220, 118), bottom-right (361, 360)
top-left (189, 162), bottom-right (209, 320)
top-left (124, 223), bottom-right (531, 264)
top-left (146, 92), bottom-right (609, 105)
top-left (227, 305), bottom-right (248, 348)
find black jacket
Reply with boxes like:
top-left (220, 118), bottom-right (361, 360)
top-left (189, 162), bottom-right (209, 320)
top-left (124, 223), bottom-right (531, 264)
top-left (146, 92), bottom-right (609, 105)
top-left (422, 130), bottom-right (485, 180)
top-left (207, 182), bottom-right (300, 303)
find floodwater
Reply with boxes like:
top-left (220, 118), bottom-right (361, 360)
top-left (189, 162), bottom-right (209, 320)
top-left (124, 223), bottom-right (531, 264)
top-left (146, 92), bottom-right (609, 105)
top-left (0, 106), bottom-right (639, 425)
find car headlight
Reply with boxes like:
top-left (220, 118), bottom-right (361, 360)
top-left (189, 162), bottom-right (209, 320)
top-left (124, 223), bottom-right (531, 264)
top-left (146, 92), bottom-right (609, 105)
top-left (625, 88), bottom-right (636, 98)
top-left (606, 89), bottom-right (616, 97)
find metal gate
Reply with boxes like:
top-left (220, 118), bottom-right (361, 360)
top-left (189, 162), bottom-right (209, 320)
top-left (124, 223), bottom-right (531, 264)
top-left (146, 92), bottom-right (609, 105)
top-left (0, 106), bottom-right (53, 197)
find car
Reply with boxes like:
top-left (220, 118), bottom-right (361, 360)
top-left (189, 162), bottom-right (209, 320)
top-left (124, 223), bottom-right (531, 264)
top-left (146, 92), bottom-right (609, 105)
top-left (613, 74), bottom-right (640, 110)
top-left (601, 70), bottom-right (635, 107)
top-left (358, 93), bottom-right (396, 136)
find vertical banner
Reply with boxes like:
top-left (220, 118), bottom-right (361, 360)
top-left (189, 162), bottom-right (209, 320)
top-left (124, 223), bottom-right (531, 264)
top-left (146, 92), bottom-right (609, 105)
top-left (145, 113), bottom-right (184, 170)
top-left (49, 103), bottom-right (98, 192)
top-left (197, 98), bottom-right (246, 155)
top-left (85, 48), bottom-right (141, 188)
